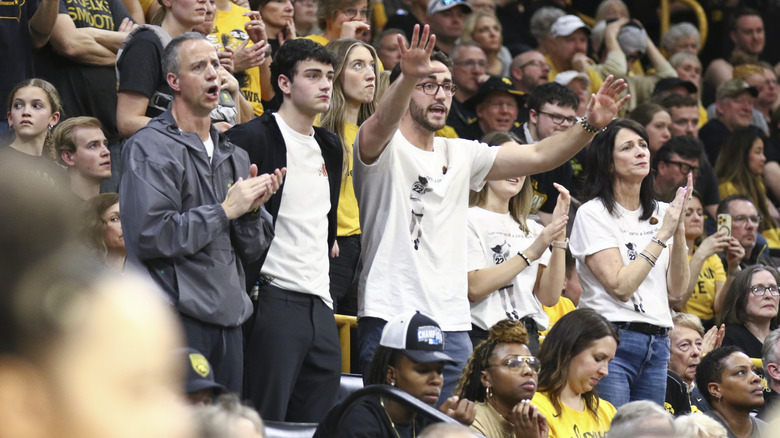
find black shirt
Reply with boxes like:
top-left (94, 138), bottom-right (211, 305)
top-left (34, 0), bottom-right (132, 142)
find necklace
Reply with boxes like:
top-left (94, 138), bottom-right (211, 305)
top-left (380, 398), bottom-right (416, 438)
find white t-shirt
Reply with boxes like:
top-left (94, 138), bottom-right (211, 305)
top-left (261, 113), bottom-right (331, 305)
top-left (354, 129), bottom-right (498, 331)
top-left (570, 198), bottom-right (673, 328)
top-left (467, 207), bottom-right (551, 330)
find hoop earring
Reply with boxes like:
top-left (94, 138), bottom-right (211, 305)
top-left (486, 386), bottom-right (493, 400)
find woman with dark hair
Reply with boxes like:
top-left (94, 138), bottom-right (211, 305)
top-left (314, 311), bottom-right (475, 437)
top-left (716, 126), bottom-right (780, 249)
top-left (456, 319), bottom-right (547, 438)
top-left (319, 38), bottom-right (380, 313)
top-left (570, 118), bottom-right (691, 408)
top-left (250, 0), bottom-right (294, 52)
top-left (719, 265), bottom-right (780, 359)
top-left (84, 193), bottom-right (126, 273)
top-left (627, 103), bottom-right (672, 155)
top-left (531, 309), bottom-right (619, 438)
top-left (695, 346), bottom-right (766, 437)
top-left (466, 130), bottom-right (569, 351)
top-left (678, 190), bottom-right (743, 325)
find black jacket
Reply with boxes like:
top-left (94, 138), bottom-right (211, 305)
top-left (226, 112), bottom-right (343, 290)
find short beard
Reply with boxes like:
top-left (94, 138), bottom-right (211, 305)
top-left (409, 98), bottom-right (447, 132)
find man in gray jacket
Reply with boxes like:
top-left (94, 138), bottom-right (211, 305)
top-left (119, 32), bottom-right (284, 393)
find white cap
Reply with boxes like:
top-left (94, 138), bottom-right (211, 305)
top-left (554, 70), bottom-right (590, 86)
top-left (550, 15), bottom-right (591, 38)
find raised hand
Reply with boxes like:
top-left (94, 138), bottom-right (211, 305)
top-left (659, 172), bottom-right (693, 240)
top-left (551, 182), bottom-right (571, 224)
top-left (439, 396), bottom-right (476, 425)
top-left (233, 39), bottom-right (268, 72)
top-left (339, 20), bottom-right (370, 39)
top-left (508, 400), bottom-right (549, 438)
top-left (399, 25), bottom-right (447, 80)
top-left (243, 11), bottom-right (267, 44)
top-left (697, 230), bottom-right (730, 258)
top-left (702, 324), bottom-right (725, 355)
top-left (583, 75), bottom-right (630, 129)
top-left (725, 237), bottom-right (745, 270)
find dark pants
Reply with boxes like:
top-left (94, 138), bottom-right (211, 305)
top-left (328, 234), bottom-right (361, 315)
top-left (179, 313), bottom-right (243, 394)
top-left (243, 285), bottom-right (341, 422)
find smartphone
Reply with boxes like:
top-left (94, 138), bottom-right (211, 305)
top-left (717, 214), bottom-right (732, 237)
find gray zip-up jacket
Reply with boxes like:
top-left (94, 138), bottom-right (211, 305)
top-left (119, 110), bottom-right (274, 327)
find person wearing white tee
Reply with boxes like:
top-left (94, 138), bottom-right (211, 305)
top-left (466, 130), bottom-right (570, 354)
top-left (570, 118), bottom-right (692, 408)
top-left (353, 24), bottom-right (630, 404)
top-left (225, 39), bottom-right (344, 423)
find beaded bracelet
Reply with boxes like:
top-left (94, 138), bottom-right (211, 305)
top-left (578, 117), bottom-right (603, 134)
top-left (517, 251), bottom-right (531, 266)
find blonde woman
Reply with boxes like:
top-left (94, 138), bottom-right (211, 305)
top-left (460, 12), bottom-right (511, 77)
top-left (320, 38), bottom-right (380, 313)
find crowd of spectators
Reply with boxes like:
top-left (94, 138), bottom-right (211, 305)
top-left (5, 0), bottom-right (780, 436)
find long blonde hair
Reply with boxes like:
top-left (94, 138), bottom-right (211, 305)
top-left (468, 131), bottom-right (533, 234)
top-left (320, 39), bottom-right (380, 179)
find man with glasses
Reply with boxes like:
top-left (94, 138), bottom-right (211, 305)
top-left (717, 195), bottom-right (777, 269)
top-left (509, 49), bottom-right (550, 95)
top-left (519, 82), bottom-right (578, 225)
top-left (353, 25), bottom-right (628, 403)
top-left (448, 42), bottom-right (488, 134)
top-left (652, 137), bottom-right (703, 200)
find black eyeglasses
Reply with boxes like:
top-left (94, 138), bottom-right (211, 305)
top-left (416, 82), bottom-right (457, 96)
top-left (488, 355), bottom-right (541, 374)
top-left (663, 160), bottom-right (701, 177)
top-left (750, 285), bottom-right (780, 296)
top-left (538, 110), bottom-right (577, 126)
top-left (733, 215), bottom-right (763, 225)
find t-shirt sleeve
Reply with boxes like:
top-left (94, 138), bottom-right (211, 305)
top-left (353, 124), bottom-right (394, 172)
top-left (570, 201), bottom-right (619, 260)
top-left (468, 140), bottom-right (499, 191)
top-left (108, 0), bottom-right (132, 26)
top-left (467, 214), bottom-right (488, 272)
top-left (117, 32), bottom-right (163, 97)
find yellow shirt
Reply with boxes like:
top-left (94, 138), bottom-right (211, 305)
top-left (682, 253), bottom-right (726, 320)
top-left (337, 123), bottom-right (361, 236)
top-left (532, 392), bottom-right (615, 438)
top-left (304, 34), bottom-right (330, 46)
top-left (546, 55), bottom-right (604, 95)
top-left (209, 4), bottom-right (264, 116)
top-left (540, 296), bottom-right (576, 338)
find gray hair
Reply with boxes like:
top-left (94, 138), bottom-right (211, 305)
top-left (669, 51), bottom-right (701, 69)
top-left (195, 393), bottom-right (265, 438)
top-left (674, 414), bottom-right (728, 438)
top-left (530, 6), bottom-right (566, 40)
top-left (449, 41), bottom-right (484, 61)
top-left (763, 328), bottom-right (780, 369)
top-left (609, 401), bottom-right (675, 438)
top-left (162, 32), bottom-right (210, 76)
top-left (661, 22), bottom-right (701, 52)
